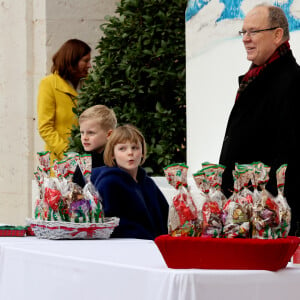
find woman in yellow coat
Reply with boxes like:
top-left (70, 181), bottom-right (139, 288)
top-left (37, 39), bottom-right (91, 164)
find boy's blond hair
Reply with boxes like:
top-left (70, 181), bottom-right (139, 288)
top-left (104, 124), bottom-right (147, 167)
top-left (79, 105), bottom-right (117, 131)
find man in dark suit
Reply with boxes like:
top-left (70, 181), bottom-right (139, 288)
top-left (219, 4), bottom-right (300, 235)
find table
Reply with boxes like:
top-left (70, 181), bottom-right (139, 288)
top-left (0, 237), bottom-right (300, 300)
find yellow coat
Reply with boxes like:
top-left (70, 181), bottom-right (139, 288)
top-left (37, 73), bottom-right (78, 164)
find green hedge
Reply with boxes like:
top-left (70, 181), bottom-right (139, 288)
top-left (69, 0), bottom-right (186, 175)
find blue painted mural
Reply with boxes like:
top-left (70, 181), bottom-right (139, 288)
top-left (217, 0), bottom-right (244, 22)
top-left (278, 0), bottom-right (300, 31)
top-left (186, 0), bottom-right (300, 32)
top-left (185, 0), bottom-right (210, 21)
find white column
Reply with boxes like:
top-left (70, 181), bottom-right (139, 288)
top-left (0, 0), bottom-right (116, 224)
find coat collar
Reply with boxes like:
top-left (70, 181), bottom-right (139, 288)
top-left (53, 72), bottom-right (78, 97)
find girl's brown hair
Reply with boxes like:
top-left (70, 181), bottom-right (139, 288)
top-left (51, 39), bottom-right (91, 81)
top-left (104, 124), bottom-right (147, 167)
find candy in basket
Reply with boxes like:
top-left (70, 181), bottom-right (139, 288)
top-left (31, 151), bottom-right (119, 239)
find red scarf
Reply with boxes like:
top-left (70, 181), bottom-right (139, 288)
top-left (235, 41), bottom-right (290, 101)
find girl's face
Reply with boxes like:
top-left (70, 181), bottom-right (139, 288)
top-left (113, 140), bottom-right (143, 180)
top-left (80, 119), bottom-right (110, 153)
top-left (77, 53), bottom-right (91, 78)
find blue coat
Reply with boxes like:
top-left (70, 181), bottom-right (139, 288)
top-left (91, 166), bottom-right (169, 240)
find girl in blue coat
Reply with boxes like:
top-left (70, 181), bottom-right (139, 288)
top-left (91, 124), bottom-right (169, 240)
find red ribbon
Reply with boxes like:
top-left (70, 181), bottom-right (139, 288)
top-left (69, 227), bottom-right (96, 238)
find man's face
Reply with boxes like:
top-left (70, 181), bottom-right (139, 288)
top-left (242, 6), bottom-right (278, 66)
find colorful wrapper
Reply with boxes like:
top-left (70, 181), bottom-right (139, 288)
top-left (33, 151), bottom-right (104, 224)
top-left (164, 163), bottom-right (200, 237)
top-left (193, 164), bottom-right (225, 238)
top-left (77, 154), bottom-right (92, 184)
top-left (222, 165), bottom-right (253, 238)
top-left (251, 163), bottom-right (280, 239)
top-left (274, 164), bottom-right (291, 237)
top-left (37, 151), bottom-right (51, 176)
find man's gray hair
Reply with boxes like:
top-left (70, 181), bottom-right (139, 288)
top-left (256, 4), bottom-right (290, 40)
top-left (268, 6), bottom-right (289, 40)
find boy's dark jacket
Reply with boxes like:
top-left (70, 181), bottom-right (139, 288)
top-left (73, 151), bottom-right (104, 187)
top-left (91, 166), bottom-right (169, 240)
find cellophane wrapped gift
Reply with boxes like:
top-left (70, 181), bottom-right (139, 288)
top-left (33, 167), bottom-right (45, 220)
top-left (164, 163), bottom-right (200, 237)
top-left (34, 151), bottom-right (103, 223)
top-left (193, 164), bottom-right (224, 238)
top-left (274, 164), bottom-right (291, 237)
top-left (201, 162), bottom-right (227, 209)
top-left (77, 153), bottom-right (104, 222)
top-left (251, 163), bottom-right (281, 239)
top-left (222, 164), bottom-right (253, 238)
top-left (34, 151), bottom-right (54, 220)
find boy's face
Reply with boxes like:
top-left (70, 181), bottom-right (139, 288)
top-left (80, 119), bottom-right (111, 153)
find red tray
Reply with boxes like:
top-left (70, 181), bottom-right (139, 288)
top-left (155, 235), bottom-right (300, 271)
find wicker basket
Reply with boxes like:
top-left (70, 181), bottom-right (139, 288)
top-left (29, 217), bottom-right (119, 240)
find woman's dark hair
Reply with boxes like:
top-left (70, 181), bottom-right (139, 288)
top-left (51, 39), bottom-right (91, 80)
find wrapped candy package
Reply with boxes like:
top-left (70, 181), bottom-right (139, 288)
top-left (275, 164), bottom-right (291, 238)
top-left (164, 163), bottom-right (200, 237)
top-left (192, 165), bottom-right (224, 238)
top-left (222, 164), bottom-right (253, 238)
top-left (251, 163), bottom-right (281, 239)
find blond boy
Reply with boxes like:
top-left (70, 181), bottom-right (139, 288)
top-left (73, 104), bottom-right (117, 187)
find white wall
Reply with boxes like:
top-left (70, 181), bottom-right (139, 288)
top-left (0, 0), bottom-right (116, 225)
top-left (0, 0), bottom-right (33, 223)
top-left (186, 0), bottom-right (300, 174)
